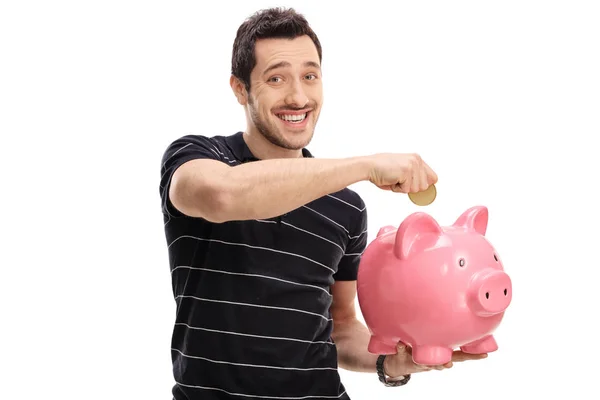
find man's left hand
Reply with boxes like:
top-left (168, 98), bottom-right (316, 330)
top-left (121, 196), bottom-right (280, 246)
top-left (383, 342), bottom-right (489, 378)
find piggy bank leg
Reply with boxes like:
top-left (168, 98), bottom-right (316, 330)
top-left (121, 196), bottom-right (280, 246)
top-left (411, 346), bottom-right (453, 365)
top-left (368, 336), bottom-right (398, 354)
top-left (460, 335), bottom-right (498, 354)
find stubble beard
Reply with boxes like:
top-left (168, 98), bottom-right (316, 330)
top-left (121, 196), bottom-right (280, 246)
top-left (248, 97), bottom-right (315, 151)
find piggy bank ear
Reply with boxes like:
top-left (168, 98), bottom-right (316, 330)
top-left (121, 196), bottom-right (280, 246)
top-left (394, 212), bottom-right (443, 260)
top-left (377, 225), bottom-right (396, 237)
top-left (453, 206), bottom-right (488, 235)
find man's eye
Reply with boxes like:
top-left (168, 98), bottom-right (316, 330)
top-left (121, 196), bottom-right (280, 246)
top-left (269, 77), bottom-right (281, 83)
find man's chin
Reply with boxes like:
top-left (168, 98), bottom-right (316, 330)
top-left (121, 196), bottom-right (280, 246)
top-left (280, 129), bottom-right (314, 150)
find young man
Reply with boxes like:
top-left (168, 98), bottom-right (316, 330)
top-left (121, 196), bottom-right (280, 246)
top-left (159, 7), bottom-right (486, 400)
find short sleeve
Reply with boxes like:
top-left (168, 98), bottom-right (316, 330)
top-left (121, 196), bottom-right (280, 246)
top-left (333, 197), bottom-right (368, 281)
top-left (159, 135), bottom-right (224, 218)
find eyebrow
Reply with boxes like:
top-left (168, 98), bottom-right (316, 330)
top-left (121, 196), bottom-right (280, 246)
top-left (262, 61), bottom-right (321, 76)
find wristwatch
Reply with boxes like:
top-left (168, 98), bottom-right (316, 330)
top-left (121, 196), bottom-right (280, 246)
top-left (376, 355), bottom-right (411, 387)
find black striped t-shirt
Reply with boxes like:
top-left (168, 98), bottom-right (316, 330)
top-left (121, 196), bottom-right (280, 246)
top-left (159, 132), bottom-right (368, 400)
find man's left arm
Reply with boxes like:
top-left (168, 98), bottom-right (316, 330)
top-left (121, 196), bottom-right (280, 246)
top-left (329, 197), bottom-right (379, 373)
top-left (330, 280), bottom-right (379, 373)
top-left (330, 199), bottom-right (434, 380)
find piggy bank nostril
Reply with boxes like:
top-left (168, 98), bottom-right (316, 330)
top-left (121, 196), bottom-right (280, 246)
top-left (485, 292), bottom-right (489, 299)
top-left (504, 289), bottom-right (507, 296)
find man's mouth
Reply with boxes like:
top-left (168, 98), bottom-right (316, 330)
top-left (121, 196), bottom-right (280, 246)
top-left (275, 110), bottom-right (310, 124)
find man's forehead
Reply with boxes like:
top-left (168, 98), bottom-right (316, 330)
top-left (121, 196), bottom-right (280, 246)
top-left (261, 60), bottom-right (321, 77)
top-left (254, 36), bottom-right (320, 70)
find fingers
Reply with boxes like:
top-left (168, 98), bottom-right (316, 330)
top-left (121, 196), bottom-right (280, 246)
top-left (410, 163), bottom-right (420, 193)
top-left (408, 154), bottom-right (420, 193)
top-left (423, 160), bottom-right (438, 186)
top-left (412, 155), bottom-right (428, 192)
top-left (417, 352), bottom-right (487, 372)
top-left (433, 362), bottom-right (452, 370)
top-left (392, 342), bottom-right (457, 374)
top-left (400, 169), bottom-right (413, 193)
top-left (418, 361), bottom-right (452, 372)
top-left (418, 165), bottom-right (429, 192)
top-left (391, 182), bottom-right (404, 193)
top-left (396, 341), bottom-right (410, 354)
top-left (451, 351), bottom-right (488, 362)
top-left (399, 154), bottom-right (436, 193)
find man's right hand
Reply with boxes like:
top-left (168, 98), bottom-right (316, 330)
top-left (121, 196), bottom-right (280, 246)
top-left (170, 151), bottom-right (439, 223)
top-left (365, 153), bottom-right (438, 194)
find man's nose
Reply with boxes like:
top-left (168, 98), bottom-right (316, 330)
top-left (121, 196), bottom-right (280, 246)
top-left (284, 81), bottom-right (309, 108)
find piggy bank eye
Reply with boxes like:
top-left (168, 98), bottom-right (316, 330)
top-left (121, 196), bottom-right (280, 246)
top-left (458, 258), bottom-right (465, 267)
top-left (494, 254), bottom-right (498, 262)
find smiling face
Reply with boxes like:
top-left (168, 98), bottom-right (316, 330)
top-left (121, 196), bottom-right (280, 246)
top-left (231, 35), bottom-right (323, 155)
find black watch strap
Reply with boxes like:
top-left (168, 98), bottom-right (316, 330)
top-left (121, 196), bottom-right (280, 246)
top-left (376, 355), bottom-right (411, 387)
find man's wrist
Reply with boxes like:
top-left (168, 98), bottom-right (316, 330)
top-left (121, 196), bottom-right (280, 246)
top-left (382, 354), bottom-right (392, 376)
top-left (377, 355), bottom-right (411, 387)
top-left (383, 354), bottom-right (404, 378)
top-left (347, 155), bottom-right (374, 182)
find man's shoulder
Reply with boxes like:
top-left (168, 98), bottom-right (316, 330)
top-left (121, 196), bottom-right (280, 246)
top-left (160, 132), bottom-right (241, 163)
top-left (315, 186), bottom-right (367, 226)
top-left (165, 132), bottom-right (237, 148)
top-left (315, 186), bottom-right (367, 237)
top-left (329, 186), bottom-right (366, 210)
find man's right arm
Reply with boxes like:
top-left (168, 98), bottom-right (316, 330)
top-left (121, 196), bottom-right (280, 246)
top-left (169, 155), bottom-right (372, 223)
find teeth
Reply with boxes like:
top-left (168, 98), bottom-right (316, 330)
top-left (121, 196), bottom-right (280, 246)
top-left (278, 113), bottom-right (307, 122)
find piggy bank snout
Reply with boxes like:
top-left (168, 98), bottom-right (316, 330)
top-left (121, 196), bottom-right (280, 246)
top-left (467, 270), bottom-right (512, 317)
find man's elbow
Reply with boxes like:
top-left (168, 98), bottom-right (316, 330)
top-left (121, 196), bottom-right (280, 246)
top-left (169, 173), bottom-right (232, 223)
top-left (331, 316), bottom-right (355, 343)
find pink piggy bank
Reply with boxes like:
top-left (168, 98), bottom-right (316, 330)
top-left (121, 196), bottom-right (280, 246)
top-left (356, 206), bottom-right (512, 366)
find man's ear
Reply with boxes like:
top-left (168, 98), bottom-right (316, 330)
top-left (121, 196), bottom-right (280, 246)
top-left (230, 75), bottom-right (248, 105)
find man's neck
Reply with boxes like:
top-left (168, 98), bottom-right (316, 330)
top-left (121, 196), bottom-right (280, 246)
top-left (242, 130), bottom-right (304, 160)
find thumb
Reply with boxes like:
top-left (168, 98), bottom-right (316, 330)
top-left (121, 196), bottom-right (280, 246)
top-left (395, 341), bottom-right (411, 354)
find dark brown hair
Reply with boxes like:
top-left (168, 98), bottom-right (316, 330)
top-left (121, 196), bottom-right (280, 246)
top-left (231, 7), bottom-right (322, 92)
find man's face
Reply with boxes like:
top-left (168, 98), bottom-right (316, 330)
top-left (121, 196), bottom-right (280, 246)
top-left (245, 35), bottom-right (323, 151)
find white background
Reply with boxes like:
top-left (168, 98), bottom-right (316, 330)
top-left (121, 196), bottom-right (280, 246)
top-left (2, 0), bottom-right (599, 399)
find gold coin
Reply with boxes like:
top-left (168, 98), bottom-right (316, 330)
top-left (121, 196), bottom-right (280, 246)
top-left (408, 184), bottom-right (437, 206)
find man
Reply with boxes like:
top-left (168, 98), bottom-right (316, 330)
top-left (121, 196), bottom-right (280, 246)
top-left (159, 7), bottom-right (487, 400)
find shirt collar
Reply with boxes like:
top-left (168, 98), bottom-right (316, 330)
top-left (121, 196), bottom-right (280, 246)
top-left (225, 131), bottom-right (314, 162)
